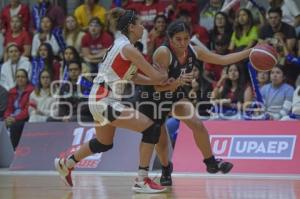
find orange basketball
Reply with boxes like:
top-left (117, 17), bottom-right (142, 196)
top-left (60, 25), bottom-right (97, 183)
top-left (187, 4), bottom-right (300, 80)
top-left (249, 44), bottom-right (278, 72)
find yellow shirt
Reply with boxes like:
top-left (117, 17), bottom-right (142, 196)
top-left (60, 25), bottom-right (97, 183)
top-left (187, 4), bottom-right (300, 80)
top-left (74, 4), bottom-right (106, 29)
top-left (231, 26), bottom-right (259, 48)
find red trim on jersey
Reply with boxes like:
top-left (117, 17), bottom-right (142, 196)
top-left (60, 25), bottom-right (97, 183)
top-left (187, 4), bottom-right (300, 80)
top-left (111, 53), bottom-right (132, 78)
top-left (95, 85), bottom-right (109, 101)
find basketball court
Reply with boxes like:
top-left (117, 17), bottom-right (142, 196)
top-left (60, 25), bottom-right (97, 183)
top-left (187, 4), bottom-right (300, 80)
top-left (1, 170), bottom-right (300, 199)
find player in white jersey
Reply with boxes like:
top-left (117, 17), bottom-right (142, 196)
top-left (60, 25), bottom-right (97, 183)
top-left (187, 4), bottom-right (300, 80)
top-left (54, 8), bottom-right (169, 193)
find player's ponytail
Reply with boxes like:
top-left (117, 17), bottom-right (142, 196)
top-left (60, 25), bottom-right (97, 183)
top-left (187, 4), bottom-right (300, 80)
top-left (106, 7), bottom-right (126, 34)
top-left (107, 8), bottom-right (138, 36)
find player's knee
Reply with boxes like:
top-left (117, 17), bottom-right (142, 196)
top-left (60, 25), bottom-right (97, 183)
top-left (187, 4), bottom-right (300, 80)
top-left (89, 138), bottom-right (113, 153)
top-left (141, 123), bottom-right (161, 144)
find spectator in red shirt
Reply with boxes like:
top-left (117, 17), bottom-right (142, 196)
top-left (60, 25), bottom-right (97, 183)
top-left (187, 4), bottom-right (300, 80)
top-left (1, 0), bottom-right (30, 33)
top-left (177, 10), bottom-right (210, 46)
top-left (4, 68), bottom-right (34, 150)
top-left (81, 17), bottom-right (113, 73)
top-left (147, 14), bottom-right (168, 57)
top-left (177, 0), bottom-right (198, 23)
top-left (204, 36), bottom-right (230, 87)
top-left (4, 16), bottom-right (32, 60)
top-left (137, 0), bottom-right (166, 31)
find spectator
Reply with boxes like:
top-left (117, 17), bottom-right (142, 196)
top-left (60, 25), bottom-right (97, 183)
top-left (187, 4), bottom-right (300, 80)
top-left (63, 15), bottom-right (85, 53)
top-left (270, 32), bottom-right (300, 85)
top-left (31, 16), bottom-right (60, 57)
top-left (260, 64), bottom-right (294, 120)
top-left (209, 11), bottom-right (232, 50)
top-left (0, 44), bottom-right (32, 91)
top-left (189, 66), bottom-right (213, 118)
top-left (199, 0), bottom-right (227, 31)
top-left (33, 43), bottom-right (61, 82)
top-left (267, 0), bottom-right (300, 28)
top-left (0, 85), bottom-right (8, 120)
top-left (81, 17), bottom-right (113, 73)
top-left (147, 14), bottom-right (168, 57)
top-left (4, 69), bottom-right (34, 150)
top-left (257, 71), bottom-right (270, 88)
top-left (166, 0), bottom-right (198, 25)
top-left (259, 7), bottom-right (297, 54)
top-left (229, 8), bottom-right (258, 52)
top-left (1, 0), bottom-right (30, 33)
top-left (74, 0), bottom-right (106, 30)
top-left (49, 61), bottom-right (93, 122)
top-left (203, 36), bottom-right (230, 87)
top-left (4, 16), bottom-right (32, 60)
top-left (211, 63), bottom-right (253, 119)
top-left (33, 0), bottom-right (65, 29)
top-left (137, 0), bottom-right (165, 31)
top-left (60, 46), bottom-right (90, 80)
top-left (28, 70), bottom-right (57, 122)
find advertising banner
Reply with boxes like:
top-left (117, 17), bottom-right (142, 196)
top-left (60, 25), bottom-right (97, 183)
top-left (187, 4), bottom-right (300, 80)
top-left (10, 122), bottom-right (145, 171)
top-left (173, 121), bottom-right (300, 174)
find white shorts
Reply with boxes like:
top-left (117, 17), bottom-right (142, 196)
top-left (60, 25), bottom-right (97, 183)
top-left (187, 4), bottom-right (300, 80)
top-left (88, 84), bottom-right (126, 126)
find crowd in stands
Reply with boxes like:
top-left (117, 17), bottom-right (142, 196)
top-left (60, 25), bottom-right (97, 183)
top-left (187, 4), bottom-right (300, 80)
top-left (0, 0), bottom-right (300, 149)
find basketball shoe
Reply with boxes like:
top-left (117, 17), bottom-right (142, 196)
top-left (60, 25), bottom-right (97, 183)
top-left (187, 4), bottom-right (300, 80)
top-left (206, 158), bottom-right (233, 174)
top-left (54, 158), bottom-right (74, 187)
top-left (160, 162), bottom-right (173, 186)
top-left (132, 177), bottom-right (167, 193)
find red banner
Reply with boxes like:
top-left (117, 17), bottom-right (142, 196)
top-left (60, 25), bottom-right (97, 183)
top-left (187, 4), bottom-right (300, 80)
top-left (173, 121), bottom-right (300, 174)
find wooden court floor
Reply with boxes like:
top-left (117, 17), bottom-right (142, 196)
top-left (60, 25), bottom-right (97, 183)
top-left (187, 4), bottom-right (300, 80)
top-left (0, 171), bottom-right (300, 199)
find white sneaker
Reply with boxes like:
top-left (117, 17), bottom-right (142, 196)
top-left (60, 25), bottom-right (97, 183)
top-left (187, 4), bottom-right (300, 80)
top-left (54, 158), bottom-right (73, 187)
top-left (132, 177), bottom-right (167, 193)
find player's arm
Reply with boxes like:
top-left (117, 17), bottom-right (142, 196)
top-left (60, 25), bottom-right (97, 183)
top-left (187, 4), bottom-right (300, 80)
top-left (194, 45), bottom-right (251, 65)
top-left (152, 47), bottom-right (177, 91)
top-left (122, 44), bottom-right (167, 85)
top-left (132, 73), bottom-right (154, 85)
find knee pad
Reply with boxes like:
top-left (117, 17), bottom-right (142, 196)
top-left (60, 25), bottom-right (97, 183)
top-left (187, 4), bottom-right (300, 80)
top-left (141, 123), bottom-right (161, 144)
top-left (89, 138), bottom-right (113, 153)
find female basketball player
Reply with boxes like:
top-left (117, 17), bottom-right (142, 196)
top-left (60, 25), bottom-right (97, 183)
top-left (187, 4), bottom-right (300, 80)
top-left (54, 8), bottom-right (169, 193)
top-left (136, 20), bottom-right (254, 186)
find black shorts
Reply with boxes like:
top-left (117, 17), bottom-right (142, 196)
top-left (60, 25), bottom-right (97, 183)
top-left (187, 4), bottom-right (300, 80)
top-left (123, 85), bottom-right (180, 125)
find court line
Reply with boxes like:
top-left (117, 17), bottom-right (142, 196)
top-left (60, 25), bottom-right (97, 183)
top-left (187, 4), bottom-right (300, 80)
top-left (0, 170), bottom-right (299, 180)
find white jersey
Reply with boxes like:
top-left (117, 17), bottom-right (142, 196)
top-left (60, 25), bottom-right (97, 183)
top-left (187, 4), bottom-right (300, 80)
top-left (89, 33), bottom-right (138, 125)
top-left (93, 33), bottom-right (137, 91)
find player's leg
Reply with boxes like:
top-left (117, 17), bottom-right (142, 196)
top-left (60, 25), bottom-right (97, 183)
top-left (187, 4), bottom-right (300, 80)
top-left (109, 107), bottom-right (167, 193)
top-left (172, 100), bottom-right (233, 174)
top-left (55, 123), bottom-right (116, 187)
top-left (155, 125), bottom-right (173, 186)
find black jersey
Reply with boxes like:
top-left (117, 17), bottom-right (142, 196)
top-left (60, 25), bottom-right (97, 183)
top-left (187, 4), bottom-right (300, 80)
top-left (123, 44), bottom-right (200, 124)
top-left (164, 43), bottom-right (199, 98)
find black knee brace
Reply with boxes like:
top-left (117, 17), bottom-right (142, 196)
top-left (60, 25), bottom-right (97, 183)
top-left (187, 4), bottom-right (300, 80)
top-left (89, 138), bottom-right (113, 153)
top-left (141, 123), bottom-right (161, 144)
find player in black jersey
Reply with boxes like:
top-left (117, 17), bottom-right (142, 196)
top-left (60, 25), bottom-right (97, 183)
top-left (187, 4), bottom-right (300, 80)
top-left (133, 20), bottom-right (254, 186)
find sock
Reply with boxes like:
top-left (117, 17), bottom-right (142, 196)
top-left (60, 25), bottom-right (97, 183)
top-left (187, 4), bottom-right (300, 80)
top-left (66, 155), bottom-right (78, 169)
top-left (138, 166), bottom-right (149, 181)
top-left (69, 154), bottom-right (79, 163)
top-left (162, 162), bottom-right (170, 170)
top-left (203, 155), bottom-right (217, 167)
